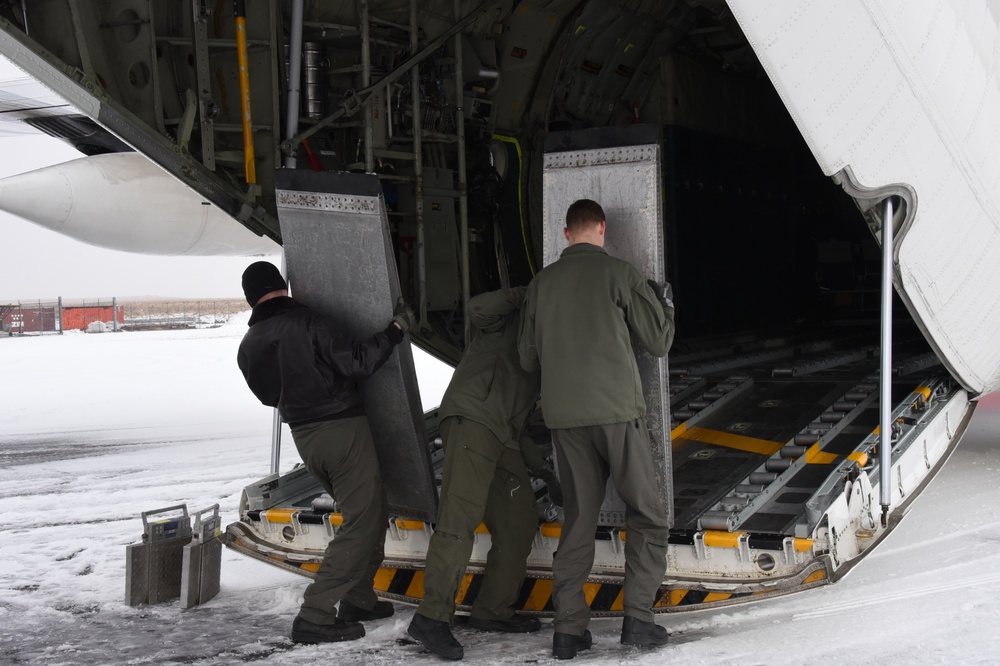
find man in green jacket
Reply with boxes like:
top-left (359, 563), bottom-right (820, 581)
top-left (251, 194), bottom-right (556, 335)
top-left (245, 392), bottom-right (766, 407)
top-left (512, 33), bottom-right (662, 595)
top-left (407, 287), bottom-right (542, 661)
top-left (518, 199), bottom-right (675, 660)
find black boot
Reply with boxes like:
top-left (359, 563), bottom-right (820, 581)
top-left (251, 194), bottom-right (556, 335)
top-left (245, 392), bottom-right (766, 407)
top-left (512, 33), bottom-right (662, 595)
top-left (620, 616), bottom-right (669, 647)
top-left (552, 629), bottom-right (592, 660)
top-left (290, 615), bottom-right (365, 644)
top-left (407, 613), bottom-right (464, 660)
top-left (338, 599), bottom-right (395, 622)
top-left (468, 613), bottom-right (541, 633)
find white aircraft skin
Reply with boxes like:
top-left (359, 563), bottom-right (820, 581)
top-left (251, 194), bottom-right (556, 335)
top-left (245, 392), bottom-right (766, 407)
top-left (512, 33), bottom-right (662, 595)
top-left (0, 58), bottom-right (277, 257)
top-left (0, 152), bottom-right (277, 256)
top-left (0, 59), bottom-right (71, 131)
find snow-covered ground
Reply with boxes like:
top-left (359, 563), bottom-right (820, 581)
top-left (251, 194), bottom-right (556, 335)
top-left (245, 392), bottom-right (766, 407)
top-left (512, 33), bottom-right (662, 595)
top-left (2, 320), bottom-right (999, 665)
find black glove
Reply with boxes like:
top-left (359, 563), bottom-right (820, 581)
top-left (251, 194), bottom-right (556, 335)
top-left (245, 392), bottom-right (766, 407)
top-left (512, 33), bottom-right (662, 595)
top-left (538, 467), bottom-right (564, 507)
top-left (392, 297), bottom-right (415, 333)
top-left (646, 279), bottom-right (673, 308)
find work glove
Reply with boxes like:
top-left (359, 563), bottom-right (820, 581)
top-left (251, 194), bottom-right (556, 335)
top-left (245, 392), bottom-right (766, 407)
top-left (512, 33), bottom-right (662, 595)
top-left (537, 465), bottom-right (564, 507)
top-left (646, 279), bottom-right (674, 309)
top-left (518, 434), bottom-right (563, 506)
top-left (392, 297), bottom-right (416, 333)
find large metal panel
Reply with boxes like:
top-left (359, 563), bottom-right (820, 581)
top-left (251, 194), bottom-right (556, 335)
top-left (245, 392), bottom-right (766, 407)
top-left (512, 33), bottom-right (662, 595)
top-left (728, 0), bottom-right (1000, 396)
top-left (542, 125), bottom-right (672, 526)
top-left (180, 505), bottom-right (222, 609)
top-left (124, 506), bottom-right (192, 606)
top-left (275, 170), bottom-right (437, 521)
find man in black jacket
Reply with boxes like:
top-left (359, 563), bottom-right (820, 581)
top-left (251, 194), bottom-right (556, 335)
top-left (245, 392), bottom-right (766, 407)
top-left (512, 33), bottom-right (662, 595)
top-left (237, 261), bottom-right (412, 644)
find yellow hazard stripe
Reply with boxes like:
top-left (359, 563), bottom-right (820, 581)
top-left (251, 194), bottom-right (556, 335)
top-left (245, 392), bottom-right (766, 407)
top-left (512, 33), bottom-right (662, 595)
top-left (655, 589), bottom-right (688, 607)
top-left (396, 519), bottom-right (425, 531)
top-left (349, 563), bottom-right (826, 612)
top-left (455, 574), bottom-right (475, 604)
top-left (680, 427), bottom-right (783, 456)
top-left (805, 443), bottom-right (838, 465)
top-left (406, 570), bottom-right (426, 598)
top-left (475, 522), bottom-right (490, 534)
top-left (802, 570), bottom-right (827, 584)
top-left (583, 582), bottom-right (601, 606)
top-left (523, 579), bottom-right (553, 611)
top-left (373, 567), bottom-right (395, 592)
top-left (670, 422), bottom-right (688, 440)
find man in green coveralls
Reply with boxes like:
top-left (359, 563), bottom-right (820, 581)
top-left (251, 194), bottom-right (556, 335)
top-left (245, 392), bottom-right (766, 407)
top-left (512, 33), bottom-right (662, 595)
top-left (407, 287), bottom-right (542, 661)
top-left (518, 199), bottom-right (676, 660)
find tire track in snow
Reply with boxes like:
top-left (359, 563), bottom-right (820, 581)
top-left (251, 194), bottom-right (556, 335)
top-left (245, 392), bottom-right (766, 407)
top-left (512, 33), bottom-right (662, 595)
top-left (792, 571), bottom-right (1000, 620)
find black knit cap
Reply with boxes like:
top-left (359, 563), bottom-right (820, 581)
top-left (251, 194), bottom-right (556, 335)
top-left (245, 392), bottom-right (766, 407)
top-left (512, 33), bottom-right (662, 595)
top-left (242, 261), bottom-right (287, 306)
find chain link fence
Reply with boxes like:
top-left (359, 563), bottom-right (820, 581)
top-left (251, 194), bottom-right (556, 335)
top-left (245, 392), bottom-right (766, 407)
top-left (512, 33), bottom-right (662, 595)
top-left (1, 298), bottom-right (248, 335)
top-left (121, 299), bottom-right (247, 331)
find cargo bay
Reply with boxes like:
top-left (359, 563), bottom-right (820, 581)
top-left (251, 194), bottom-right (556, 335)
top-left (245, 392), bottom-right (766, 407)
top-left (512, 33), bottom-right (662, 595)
top-left (226, 125), bottom-right (967, 613)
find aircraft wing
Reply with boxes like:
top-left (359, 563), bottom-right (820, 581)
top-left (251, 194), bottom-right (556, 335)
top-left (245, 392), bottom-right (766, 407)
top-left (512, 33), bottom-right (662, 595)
top-left (0, 54), bottom-right (276, 256)
top-left (0, 59), bottom-right (71, 136)
top-left (729, 0), bottom-right (1000, 396)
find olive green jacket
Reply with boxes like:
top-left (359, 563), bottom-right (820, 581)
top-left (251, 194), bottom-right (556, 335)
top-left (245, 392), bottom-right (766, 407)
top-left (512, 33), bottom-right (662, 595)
top-left (439, 287), bottom-right (540, 448)
top-left (518, 243), bottom-right (675, 428)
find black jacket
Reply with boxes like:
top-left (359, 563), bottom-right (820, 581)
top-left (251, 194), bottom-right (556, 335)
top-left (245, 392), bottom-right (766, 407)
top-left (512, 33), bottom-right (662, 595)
top-left (237, 296), bottom-right (403, 427)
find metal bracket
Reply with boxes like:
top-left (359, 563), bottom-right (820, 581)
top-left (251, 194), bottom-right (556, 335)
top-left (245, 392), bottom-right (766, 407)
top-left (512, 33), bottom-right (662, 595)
top-left (190, 0), bottom-right (216, 170)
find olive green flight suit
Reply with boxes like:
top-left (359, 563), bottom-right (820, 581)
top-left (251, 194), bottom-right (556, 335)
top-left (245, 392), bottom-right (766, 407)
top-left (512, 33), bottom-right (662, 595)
top-left (417, 287), bottom-right (541, 623)
top-left (518, 242), bottom-right (675, 636)
top-left (292, 416), bottom-right (388, 624)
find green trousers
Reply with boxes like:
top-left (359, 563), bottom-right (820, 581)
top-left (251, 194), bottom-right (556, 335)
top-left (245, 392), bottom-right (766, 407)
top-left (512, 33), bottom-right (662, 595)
top-left (417, 416), bottom-right (538, 622)
top-left (551, 420), bottom-right (669, 635)
top-left (291, 415), bottom-right (389, 625)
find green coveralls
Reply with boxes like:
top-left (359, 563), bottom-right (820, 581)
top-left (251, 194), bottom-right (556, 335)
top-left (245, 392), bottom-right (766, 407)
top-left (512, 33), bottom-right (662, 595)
top-left (292, 416), bottom-right (389, 624)
top-left (518, 242), bottom-right (675, 636)
top-left (417, 287), bottom-right (540, 623)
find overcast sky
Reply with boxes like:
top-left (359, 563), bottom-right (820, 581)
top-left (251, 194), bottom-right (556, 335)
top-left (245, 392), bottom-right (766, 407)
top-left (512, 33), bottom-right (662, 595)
top-left (0, 56), bottom-right (276, 303)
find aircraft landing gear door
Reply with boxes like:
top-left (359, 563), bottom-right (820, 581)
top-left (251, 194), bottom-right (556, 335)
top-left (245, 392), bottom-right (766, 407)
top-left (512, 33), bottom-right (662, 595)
top-left (542, 125), bottom-right (673, 527)
top-left (275, 170), bottom-right (438, 522)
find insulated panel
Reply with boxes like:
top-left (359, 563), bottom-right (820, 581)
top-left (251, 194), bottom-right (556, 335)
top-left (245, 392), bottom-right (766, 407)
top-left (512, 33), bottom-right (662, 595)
top-left (275, 170), bottom-right (437, 521)
top-left (542, 125), bottom-right (672, 526)
top-left (728, 0), bottom-right (1000, 396)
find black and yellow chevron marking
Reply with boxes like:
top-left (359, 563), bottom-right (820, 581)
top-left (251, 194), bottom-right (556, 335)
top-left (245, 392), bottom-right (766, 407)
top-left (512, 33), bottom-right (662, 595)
top-left (268, 559), bottom-right (828, 613)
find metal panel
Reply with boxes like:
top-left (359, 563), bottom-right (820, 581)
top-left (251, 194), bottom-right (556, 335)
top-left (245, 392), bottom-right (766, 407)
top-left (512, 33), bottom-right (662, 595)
top-left (180, 505), bottom-right (222, 609)
top-left (125, 506), bottom-right (192, 606)
top-left (728, 0), bottom-right (1000, 396)
top-left (542, 125), bottom-right (672, 526)
top-left (275, 170), bottom-right (437, 521)
top-left (396, 167), bottom-right (460, 311)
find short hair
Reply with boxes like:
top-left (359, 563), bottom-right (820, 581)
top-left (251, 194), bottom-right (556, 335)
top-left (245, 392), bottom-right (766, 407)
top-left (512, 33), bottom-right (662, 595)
top-left (565, 199), bottom-right (605, 232)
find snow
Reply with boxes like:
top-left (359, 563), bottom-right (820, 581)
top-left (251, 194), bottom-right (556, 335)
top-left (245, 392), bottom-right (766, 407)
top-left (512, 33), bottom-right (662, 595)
top-left (2, 322), bottom-right (999, 665)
